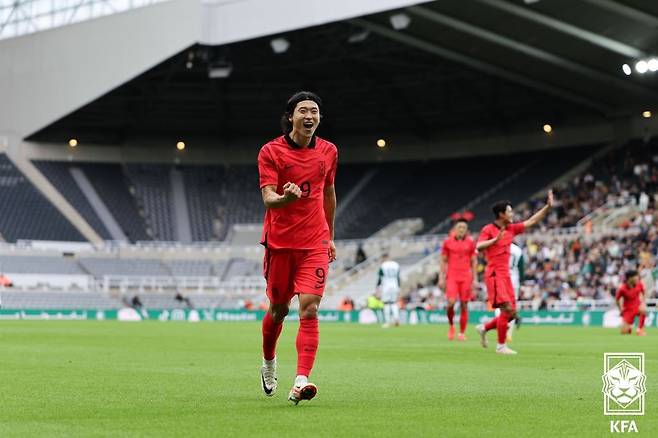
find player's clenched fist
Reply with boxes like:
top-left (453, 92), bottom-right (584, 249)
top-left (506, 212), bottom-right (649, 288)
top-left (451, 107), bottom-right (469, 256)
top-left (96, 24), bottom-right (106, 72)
top-left (282, 182), bottom-right (302, 201)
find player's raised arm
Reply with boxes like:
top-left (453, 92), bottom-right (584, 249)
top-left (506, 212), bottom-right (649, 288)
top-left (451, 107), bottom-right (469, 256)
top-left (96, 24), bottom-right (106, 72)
top-left (261, 182), bottom-right (302, 209)
top-left (522, 190), bottom-right (554, 229)
top-left (323, 184), bottom-right (337, 262)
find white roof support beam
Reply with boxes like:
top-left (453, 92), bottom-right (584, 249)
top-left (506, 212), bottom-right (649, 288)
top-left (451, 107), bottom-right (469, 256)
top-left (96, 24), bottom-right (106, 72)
top-left (581, 0), bottom-right (658, 28)
top-left (350, 18), bottom-right (611, 113)
top-left (407, 5), bottom-right (658, 99)
top-left (478, 0), bottom-right (645, 58)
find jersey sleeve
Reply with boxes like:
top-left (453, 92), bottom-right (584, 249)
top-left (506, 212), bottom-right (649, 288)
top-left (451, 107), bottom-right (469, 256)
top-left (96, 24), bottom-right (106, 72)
top-left (615, 287), bottom-right (623, 301)
top-left (477, 226), bottom-right (493, 242)
top-left (441, 240), bottom-right (450, 256)
top-left (258, 146), bottom-right (279, 188)
top-left (325, 146), bottom-right (338, 186)
top-left (509, 222), bottom-right (526, 236)
top-left (470, 240), bottom-right (477, 257)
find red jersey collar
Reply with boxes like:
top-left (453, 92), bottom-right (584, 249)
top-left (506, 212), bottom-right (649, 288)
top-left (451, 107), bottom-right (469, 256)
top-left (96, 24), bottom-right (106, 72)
top-left (284, 133), bottom-right (316, 149)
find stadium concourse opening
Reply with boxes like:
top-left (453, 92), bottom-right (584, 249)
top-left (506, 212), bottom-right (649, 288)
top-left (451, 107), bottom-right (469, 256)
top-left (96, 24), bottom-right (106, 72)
top-left (0, 0), bottom-right (657, 435)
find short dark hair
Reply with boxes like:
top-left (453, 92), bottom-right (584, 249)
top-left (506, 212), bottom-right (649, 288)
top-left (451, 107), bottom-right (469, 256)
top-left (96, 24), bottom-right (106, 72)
top-left (625, 269), bottom-right (639, 280)
top-left (455, 218), bottom-right (469, 225)
top-left (492, 201), bottom-right (512, 219)
top-left (280, 91), bottom-right (322, 134)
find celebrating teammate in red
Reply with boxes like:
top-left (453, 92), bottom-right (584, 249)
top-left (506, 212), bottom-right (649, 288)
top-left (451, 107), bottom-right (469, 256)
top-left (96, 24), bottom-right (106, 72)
top-left (475, 191), bottom-right (553, 355)
top-left (616, 270), bottom-right (647, 336)
top-left (439, 219), bottom-right (477, 341)
top-left (258, 91), bottom-right (338, 404)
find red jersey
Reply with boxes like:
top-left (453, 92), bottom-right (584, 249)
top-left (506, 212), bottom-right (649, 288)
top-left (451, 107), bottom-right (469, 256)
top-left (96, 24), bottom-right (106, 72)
top-left (616, 282), bottom-right (644, 310)
top-left (477, 222), bottom-right (525, 275)
top-left (441, 235), bottom-right (476, 276)
top-left (258, 135), bottom-right (338, 250)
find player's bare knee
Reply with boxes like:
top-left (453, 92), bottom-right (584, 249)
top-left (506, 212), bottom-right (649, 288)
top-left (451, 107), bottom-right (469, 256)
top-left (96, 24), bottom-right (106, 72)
top-left (300, 302), bottom-right (319, 319)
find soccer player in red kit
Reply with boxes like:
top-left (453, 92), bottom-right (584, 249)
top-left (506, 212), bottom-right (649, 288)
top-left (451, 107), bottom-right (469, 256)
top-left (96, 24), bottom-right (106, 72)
top-left (616, 270), bottom-right (647, 336)
top-left (258, 91), bottom-right (338, 404)
top-left (439, 219), bottom-right (477, 341)
top-left (475, 191), bottom-right (553, 355)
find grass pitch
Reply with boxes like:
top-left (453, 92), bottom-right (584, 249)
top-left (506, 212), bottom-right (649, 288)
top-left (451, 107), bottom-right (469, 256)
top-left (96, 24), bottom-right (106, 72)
top-left (0, 321), bottom-right (655, 437)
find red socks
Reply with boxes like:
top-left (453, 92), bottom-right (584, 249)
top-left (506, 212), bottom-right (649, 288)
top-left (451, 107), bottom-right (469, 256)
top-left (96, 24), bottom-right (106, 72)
top-left (262, 312), bottom-right (283, 361)
top-left (639, 314), bottom-right (646, 329)
top-left (497, 312), bottom-right (509, 344)
top-left (484, 317), bottom-right (498, 331)
top-left (447, 307), bottom-right (455, 326)
top-left (460, 307), bottom-right (468, 333)
top-left (296, 317), bottom-right (319, 377)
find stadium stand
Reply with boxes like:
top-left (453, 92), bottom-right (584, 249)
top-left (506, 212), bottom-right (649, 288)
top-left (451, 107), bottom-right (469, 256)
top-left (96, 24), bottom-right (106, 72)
top-left (82, 163), bottom-right (151, 242)
top-left (183, 165), bottom-right (226, 241)
top-left (124, 164), bottom-right (175, 241)
top-left (34, 161), bottom-right (112, 239)
top-left (0, 155), bottom-right (85, 242)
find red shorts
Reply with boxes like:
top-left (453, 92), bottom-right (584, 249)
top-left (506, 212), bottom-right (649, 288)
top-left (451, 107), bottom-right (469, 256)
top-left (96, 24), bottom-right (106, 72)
top-left (621, 308), bottom-right (640, 325)
top-left (485, 271), bottom-right (516, 309)
top-left (446, 274), bottom-right (472, 301)
top-left (263, 247), bottom-right (329, 305)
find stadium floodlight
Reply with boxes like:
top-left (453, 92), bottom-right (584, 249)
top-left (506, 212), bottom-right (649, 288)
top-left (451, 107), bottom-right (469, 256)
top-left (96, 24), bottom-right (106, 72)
top-left (543, 124), bottom-right (552, 134)
top-left (648, 58), bottom-right (658, 72)
top-left (622, 64), bottom-right (632, 76)
top-left (348, 30), bottom-right (370, 44)
top-left (635, 60), bottom-right (648, 74)
top-left (176, 141), bottom-right (186, 150)
top-left (208, 62), bottom-right (233, 79)
top-left (270, 38), bottom-right (290, 54)
top-left (642, 111), bottom-right (652, 118)
top-left (377, 139), bottom-right (386, 148)
top-left (390, 13), bottom-right (411, 30)
top-left (68, 139), bottom-right (78, 147)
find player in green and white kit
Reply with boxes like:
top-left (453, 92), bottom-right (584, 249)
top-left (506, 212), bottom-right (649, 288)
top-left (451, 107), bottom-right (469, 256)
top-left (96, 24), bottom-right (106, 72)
top-left (377, 253), bottom-right (401, 328)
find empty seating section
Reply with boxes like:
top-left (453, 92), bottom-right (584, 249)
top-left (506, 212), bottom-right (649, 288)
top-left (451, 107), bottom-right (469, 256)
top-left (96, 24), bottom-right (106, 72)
top-left (83, 163), bottom-right (150, 241)
top-left (0, 255), bottom-right (237, 279)
top-left (219, 166), bottom-right (264, 239)
top-left (34, 161), bottom-right (112, 239)
top-left (183, 165), bottom-right (226, 241)
top-left (0, 255), bottom-right (84, 274)
top-left (124, 164), bottom-right (175, 241)
top-left (79, 257), bottom-right (169, 277)
top-left (0, 155), bottom-right (84, 242)
top-left (1, 292), bottom-right (120, 309)
top-left (167, 259), bottom-right (214, 276)
top-left (221, 258), bottom-right (260, 280)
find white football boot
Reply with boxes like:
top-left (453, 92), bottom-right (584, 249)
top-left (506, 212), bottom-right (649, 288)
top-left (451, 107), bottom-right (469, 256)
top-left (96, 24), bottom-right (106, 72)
top-left (476, 324), bottom-right (488, 348)
top-left (260, 357), bottom-right (278, 397)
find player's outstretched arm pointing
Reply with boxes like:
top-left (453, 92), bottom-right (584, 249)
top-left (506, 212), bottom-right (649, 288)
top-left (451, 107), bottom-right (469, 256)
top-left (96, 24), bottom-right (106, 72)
top-left (523, 189), bottom-right (553, 229)
top-left (261, 182), bottom-right (302, 209)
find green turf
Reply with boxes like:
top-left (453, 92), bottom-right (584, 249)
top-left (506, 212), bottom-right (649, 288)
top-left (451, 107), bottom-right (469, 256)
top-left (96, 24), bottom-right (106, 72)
top-left (0, 321), bottom-right (655, 437)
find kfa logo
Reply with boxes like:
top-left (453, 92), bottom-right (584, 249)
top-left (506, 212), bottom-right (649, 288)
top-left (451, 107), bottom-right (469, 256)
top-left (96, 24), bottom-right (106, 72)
top-left (602, 353), bottom-right (646, 433)
top-left (610, 421), bottom-right (638, 433)
top-left (602, 353), bottom-right (646, 415)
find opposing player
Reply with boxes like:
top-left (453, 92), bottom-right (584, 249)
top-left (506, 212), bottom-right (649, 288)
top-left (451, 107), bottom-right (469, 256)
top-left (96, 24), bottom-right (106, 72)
top-left (439, 219), bottom-right (477, 341)
top-left (377, 253), bottom-right (401, 328)
top-left (616, 270), bottom-right (647, 336)
top-left (476, 191), bottom-right (553, 354)
top-left (258, 91), bottom-right (338, 404)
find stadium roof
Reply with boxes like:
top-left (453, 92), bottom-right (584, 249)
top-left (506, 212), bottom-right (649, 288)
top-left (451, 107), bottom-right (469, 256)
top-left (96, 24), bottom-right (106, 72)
top-left (26, 0), bottom-right (658, 146)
